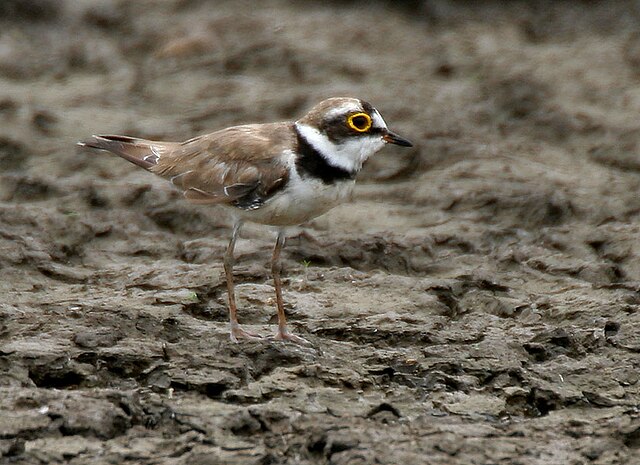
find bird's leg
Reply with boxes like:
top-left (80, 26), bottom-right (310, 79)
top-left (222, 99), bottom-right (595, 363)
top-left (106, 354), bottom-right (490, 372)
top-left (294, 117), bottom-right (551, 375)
top-left (224, 221), bottom-right (260, 342)
top-left (272, 230), bottom-right (310, 344)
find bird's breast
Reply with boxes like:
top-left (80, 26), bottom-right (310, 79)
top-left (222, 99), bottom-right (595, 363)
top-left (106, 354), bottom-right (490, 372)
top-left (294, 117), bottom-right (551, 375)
top-left (235, 177), bottom-right (355, 226)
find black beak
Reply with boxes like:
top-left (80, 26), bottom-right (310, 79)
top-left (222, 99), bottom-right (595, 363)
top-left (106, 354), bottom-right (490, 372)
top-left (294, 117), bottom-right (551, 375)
top-left (383, 130), bottom-right (413, 147)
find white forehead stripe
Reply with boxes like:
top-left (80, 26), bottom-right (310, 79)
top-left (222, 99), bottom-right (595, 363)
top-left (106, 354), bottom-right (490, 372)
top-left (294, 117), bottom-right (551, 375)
top-left (372, 110), bottom-right (387, 129)
top-left (325, 102), bottom-right (363, 119)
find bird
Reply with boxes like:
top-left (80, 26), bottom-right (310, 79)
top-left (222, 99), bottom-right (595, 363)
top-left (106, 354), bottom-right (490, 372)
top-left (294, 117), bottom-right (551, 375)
top-left (78, 97), bottom-right (413, 344)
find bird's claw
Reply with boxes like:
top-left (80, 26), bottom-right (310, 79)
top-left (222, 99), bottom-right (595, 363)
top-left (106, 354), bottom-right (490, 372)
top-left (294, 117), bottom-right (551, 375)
top-left (229, 326), bottom-right (262, 343)
top-left (273, 328), bottom-right (311, 345)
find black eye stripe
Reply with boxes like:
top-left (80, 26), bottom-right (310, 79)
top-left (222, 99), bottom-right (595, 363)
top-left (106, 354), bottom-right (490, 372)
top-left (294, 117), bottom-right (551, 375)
top-left (320, 111), bottom-right (381, 142)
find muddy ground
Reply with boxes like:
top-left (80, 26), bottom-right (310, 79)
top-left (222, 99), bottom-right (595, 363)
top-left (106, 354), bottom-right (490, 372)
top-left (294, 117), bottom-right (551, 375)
top-left (1, 1), bottom-right (640, 464)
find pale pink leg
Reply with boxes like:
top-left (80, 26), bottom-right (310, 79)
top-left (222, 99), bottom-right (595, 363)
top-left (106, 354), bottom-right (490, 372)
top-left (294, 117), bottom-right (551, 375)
top-left (224, 221), bottom-right (261, 342)
top-left (271, 230), bottom-right (310, 345)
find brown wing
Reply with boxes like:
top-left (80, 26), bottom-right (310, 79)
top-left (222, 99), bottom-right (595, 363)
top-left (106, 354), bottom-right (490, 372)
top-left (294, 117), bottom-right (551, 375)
top-left (151, 123), bottom-right (292, 209)
top-left (80, 123), bottom-right (294, 210)
top-left (78, 135), bottom-right (180, 170)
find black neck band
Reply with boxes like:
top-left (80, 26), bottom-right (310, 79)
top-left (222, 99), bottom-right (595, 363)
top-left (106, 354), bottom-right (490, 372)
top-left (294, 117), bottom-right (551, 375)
top-left (295, 127), bottom-right (355, 184)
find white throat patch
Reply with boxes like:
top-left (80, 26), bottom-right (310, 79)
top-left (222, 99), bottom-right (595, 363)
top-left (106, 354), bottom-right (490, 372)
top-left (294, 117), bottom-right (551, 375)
top-left (295, 123), bottom-right (386, 174)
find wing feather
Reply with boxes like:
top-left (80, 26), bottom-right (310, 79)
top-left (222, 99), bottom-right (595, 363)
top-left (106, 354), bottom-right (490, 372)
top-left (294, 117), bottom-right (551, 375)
top-left (150, 122), bottom-right (294, 208)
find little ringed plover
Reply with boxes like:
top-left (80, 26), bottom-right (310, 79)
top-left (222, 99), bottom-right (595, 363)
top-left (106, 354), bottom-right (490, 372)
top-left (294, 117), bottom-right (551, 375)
top-left (79, 97), bottom-right (413, 344)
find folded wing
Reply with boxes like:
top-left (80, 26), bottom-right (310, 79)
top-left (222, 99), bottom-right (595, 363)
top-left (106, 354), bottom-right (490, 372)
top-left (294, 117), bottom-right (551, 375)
top-left (79, 123), bottom-right (293, 210)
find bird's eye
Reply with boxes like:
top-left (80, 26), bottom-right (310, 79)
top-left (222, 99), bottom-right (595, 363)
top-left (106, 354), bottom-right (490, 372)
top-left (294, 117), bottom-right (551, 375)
top-left (347, 113), bottom-right (372, 132)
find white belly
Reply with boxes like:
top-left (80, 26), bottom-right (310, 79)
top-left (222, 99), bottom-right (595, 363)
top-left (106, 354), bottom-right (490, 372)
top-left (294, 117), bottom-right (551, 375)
top-left (236, 178), bottom-right (355, 226)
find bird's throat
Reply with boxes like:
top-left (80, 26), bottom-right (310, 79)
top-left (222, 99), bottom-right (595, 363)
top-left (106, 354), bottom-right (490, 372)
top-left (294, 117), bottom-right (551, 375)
top-left (294, 124), bottom-right (356, 184)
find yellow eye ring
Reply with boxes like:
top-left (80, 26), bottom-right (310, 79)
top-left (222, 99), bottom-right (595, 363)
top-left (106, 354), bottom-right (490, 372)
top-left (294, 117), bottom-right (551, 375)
top-left (347, 112), bottom-right (372, 133)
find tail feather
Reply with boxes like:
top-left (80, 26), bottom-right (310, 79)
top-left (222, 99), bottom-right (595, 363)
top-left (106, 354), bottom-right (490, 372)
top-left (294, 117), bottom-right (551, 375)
top-left (78, 134), bottom-right (159, 170)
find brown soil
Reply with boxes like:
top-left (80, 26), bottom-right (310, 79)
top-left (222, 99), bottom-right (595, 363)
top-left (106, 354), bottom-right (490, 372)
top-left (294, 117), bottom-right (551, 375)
top-left (1, 1), bottom-right (639, 464)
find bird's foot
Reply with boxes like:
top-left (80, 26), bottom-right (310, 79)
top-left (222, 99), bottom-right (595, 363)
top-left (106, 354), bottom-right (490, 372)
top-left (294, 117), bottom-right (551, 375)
top-left (273, 328), bottom-right (311, 345)
top-left (229, 325), bottom-right (262, 343)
